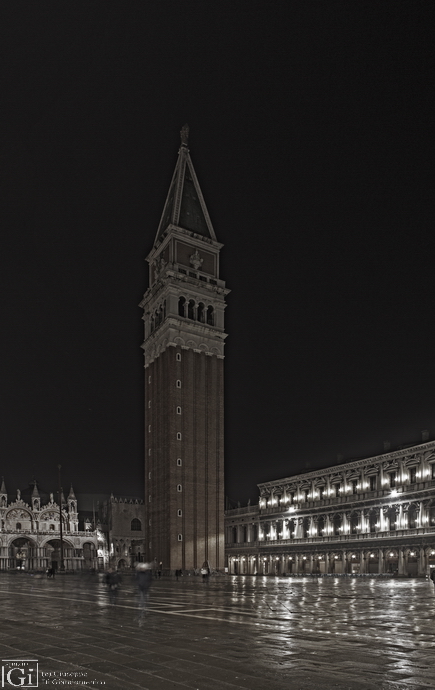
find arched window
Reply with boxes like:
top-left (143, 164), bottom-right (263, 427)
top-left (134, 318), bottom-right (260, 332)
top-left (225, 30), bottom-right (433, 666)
top-left (188, 299), bottom-right (196, 320)
top-left (408, 505), bottom-right (417, 528)
top-left (176, 352), bottom-right (181, 361)
top-left (197, 302), bottom-right (205, 323)
top-left (333, 514), bottom-right (341, 536)
top-left (16, 522), bottom-right (21, 530)
top-left (178, 297), bottom-right (186, 317)
top-left (350, 512), bottom-right (359, 534)
top-left (131, 519), bottom-right (141, 531)
top-left (206, 305), bottom-right (214, 326)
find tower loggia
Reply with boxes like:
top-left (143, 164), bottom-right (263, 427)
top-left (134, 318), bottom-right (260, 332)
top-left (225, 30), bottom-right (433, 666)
top-left (140, 125), bottom-right (229, 572)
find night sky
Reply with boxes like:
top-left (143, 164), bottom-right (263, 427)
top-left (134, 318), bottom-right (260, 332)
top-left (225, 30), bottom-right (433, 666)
top-left (1, 2), bottom-right (434, 509)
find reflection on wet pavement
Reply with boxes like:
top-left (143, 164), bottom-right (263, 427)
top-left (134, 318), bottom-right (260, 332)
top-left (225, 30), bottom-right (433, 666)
top-left (0, 573), bottom-right (434, 689)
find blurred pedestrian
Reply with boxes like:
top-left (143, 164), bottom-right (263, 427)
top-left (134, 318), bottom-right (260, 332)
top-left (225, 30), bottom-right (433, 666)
top-left (136, 562), bottom-right (153, 625)
top-left (105, 568), bottom-right (121, 605)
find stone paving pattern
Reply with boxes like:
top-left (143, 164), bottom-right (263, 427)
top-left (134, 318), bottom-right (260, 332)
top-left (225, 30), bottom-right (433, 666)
top-left (0, 573), bottom-right (434, 689)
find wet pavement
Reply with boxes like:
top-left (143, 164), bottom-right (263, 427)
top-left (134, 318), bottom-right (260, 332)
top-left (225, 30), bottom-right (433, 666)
top-left (0, 572), bottom-right (434, 690)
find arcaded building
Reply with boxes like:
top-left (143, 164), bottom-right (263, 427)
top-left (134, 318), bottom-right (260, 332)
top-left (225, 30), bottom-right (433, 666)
top-left (225, 438), bottom-right (435, 577)
top-left (140, 126), bottom-right (228, 572)
top-left (0, 479), bottom-right (98, 571)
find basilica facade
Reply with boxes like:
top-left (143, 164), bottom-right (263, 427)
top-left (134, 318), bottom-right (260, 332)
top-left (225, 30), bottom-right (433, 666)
top-left (225, 438), bottom-right (435, 577)
top-left (0, 479), bottom-right (98, 571)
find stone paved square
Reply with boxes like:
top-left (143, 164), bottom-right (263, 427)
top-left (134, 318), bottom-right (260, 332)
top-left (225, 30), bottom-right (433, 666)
top-left (0, 573), bottom-right (434, 690)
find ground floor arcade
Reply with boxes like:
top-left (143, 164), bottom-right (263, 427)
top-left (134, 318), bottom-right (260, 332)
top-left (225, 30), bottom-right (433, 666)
top-left (0, 535), bottom-right (99, 571)
top-left (227, 542), bottom-right (435, 577)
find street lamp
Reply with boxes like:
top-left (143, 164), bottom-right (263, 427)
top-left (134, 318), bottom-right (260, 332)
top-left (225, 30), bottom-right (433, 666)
top-left (58, 465), bottom-right (65, 572)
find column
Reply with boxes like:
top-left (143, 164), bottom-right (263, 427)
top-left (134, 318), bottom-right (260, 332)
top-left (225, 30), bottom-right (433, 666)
top-left (379, 463), bottom-right (385, 490)
top-left (324, 552), bottom-right (330, 574)
top-left (362, 509), bottom-right (369, 533)
top-left (398, 547), bottom-right (405, 576)
top-left (360, 466), bottom-right (366, 493)
top-left (378, 548), bottom-right (384, 574)
top-left (295, 518), bottom-right (303, 539)
top-left (401, 504), bottom-right (409, 530)
top-left (281, 554), bottom-right (286, 574)
top-left (360, 551), bottom-right (367, 574)
top-left (418, 548), bottom-right (427, 577)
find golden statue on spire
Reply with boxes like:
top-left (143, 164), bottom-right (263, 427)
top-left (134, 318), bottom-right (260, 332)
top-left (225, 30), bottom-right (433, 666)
top-left (180, 123), bottom-right (189, 146)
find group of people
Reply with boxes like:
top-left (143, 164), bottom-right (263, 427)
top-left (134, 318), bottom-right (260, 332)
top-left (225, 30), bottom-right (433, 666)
top-left (104, 562), bottom-right (153, 617)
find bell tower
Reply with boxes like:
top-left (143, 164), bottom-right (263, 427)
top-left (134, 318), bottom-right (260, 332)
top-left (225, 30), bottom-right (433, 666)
top-left (140, 126), bottom-right (229, 572)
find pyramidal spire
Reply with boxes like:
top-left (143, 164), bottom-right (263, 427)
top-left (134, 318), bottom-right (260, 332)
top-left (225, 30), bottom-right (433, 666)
top-left (0, 476), bottom-right (6, 494)
top-left (154, 125), bottom-right (216, 245)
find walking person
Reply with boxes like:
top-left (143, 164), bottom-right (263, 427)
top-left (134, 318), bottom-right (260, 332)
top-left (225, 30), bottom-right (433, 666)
top-left (430, 568), bottom-right (435, 588)
top-left (136, 562), bottom-right (153, 626)
top-left (105, 568), bottom-right (122, 605)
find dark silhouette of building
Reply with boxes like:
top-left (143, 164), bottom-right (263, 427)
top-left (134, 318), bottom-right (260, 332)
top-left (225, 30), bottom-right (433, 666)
top-left (140, 125), bottom-right (228, 572)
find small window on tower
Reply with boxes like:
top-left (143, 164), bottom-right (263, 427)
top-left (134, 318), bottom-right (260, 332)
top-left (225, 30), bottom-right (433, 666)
top-left (177, 406), bottom-right (181, 415)
top-left (176, 380), bottom-right (181, 388)
top-left (178, 534), bottom-right (183, 541)
top-left (177, 509), bottom-right (182, 517)
top-left (176, 353), bottom-right (181, 362)
top-left (177, 432), bottom-right (182, 441)
top-left (177, 458), bottom-right (182, 466)
top-left (177, 484), bottom-right (182, 492)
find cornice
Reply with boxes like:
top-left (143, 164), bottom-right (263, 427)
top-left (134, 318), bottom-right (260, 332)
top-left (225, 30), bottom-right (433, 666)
top-left (258, 441), bottom-right (435, 490)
